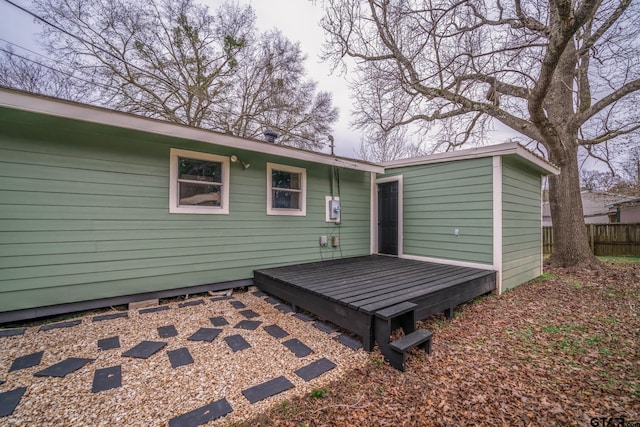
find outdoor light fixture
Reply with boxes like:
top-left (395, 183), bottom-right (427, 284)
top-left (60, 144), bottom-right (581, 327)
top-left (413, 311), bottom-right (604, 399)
top-left (230, 155), bottom-right (250, 169)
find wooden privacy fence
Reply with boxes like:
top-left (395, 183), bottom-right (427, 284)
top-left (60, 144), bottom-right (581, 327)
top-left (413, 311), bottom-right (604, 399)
top-left (543, 224), bottom-right (640, 256)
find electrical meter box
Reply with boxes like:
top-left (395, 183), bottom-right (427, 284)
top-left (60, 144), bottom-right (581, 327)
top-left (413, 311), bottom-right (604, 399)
top-left (329, 199), bottom-right (341, 220)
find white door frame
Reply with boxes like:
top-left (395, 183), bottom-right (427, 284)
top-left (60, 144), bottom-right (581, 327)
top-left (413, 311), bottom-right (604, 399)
top-left (371, 175), bottom-right (403, 256)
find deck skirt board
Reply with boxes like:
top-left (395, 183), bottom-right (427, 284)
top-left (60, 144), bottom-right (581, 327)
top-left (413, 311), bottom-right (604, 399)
top-left (254, 255), bottom-right (496, 351)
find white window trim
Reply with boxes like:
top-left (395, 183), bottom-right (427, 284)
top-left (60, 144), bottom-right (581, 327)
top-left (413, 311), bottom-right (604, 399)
top-left (267, 162), bottom-right (306, 216)
top-left (169, 148), bottom-right (230, 215)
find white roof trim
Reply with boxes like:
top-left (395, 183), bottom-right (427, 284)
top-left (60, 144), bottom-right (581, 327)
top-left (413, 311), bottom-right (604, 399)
top-left (383, 142), bottom-right (560, 175)
top-left (0, 89), bottom-right (384, 174)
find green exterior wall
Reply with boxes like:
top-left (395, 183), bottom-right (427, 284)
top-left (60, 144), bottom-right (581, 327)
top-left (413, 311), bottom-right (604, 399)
top-left (0, 108), bottom-right (372, 313)
top-left (382, 157), bottom-right (494, 265)
top-left (501, 156), bottom-right (543, 291)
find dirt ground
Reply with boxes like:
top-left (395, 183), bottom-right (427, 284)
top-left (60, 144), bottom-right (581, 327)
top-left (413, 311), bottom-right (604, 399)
top-left (239, 262), bottom-right (640, 426)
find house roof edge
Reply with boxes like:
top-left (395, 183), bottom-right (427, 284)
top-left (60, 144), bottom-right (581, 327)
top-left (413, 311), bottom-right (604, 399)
top-left (0, 88), bottom-right (384, 173)
top-left (383, 142), bottom-right (560, 175)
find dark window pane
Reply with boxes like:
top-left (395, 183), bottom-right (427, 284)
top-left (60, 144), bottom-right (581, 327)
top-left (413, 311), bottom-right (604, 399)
top-left (179, 158), bottom-right (222, 183)
top-left (272, 170), bottom-right (300, 190)
top-left (273, 190), bottom-right (300, 209)
top-left (179, 183), bottom-right (221, 206)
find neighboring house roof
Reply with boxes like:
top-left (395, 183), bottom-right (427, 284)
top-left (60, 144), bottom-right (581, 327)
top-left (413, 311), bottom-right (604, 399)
top-left (542, 190), bottom-right (626, 220)
top-left (383, 142), bottom-right (560, 176)
top-left (609, 197), bottom-right (640, 208)
top-left (0, 87), bottom-right (559, 176)
top-left (0, 88), bottom-right (384, 174)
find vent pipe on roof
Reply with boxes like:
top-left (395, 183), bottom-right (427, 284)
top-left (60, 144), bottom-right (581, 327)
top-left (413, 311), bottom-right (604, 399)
top-left (264, 129), bottom-right (278, 143)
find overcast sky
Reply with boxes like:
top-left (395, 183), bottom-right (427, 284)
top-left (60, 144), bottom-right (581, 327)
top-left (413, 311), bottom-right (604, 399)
top-left (0, 0), bottom-right (606, 168)
top-left (227, 0), bottom-right (363, 157)
top-left (0, 0), bottom-right (363, 157)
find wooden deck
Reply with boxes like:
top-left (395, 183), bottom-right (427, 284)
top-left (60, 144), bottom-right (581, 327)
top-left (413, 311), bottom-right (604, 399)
top-left (253, 255), bottom-right (496, 351)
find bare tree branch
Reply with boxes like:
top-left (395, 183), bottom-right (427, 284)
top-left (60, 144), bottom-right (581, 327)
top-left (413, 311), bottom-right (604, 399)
top-left (321, 0), bottom-right (640, 267)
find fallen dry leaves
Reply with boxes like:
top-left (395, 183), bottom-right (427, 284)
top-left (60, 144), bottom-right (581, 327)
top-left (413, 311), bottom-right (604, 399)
top-left (240, 262), bottom-right (640, 426)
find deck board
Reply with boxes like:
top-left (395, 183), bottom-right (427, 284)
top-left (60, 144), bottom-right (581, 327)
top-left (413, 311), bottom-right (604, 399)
top-left (254, 255), bottom-right (496, 351)
top-left (307, 266), bottom-right (443, 298)
top-left (334, 265), bottom-right (468, 302)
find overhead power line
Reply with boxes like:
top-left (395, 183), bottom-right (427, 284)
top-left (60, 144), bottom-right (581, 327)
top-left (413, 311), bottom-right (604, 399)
top-left (0, 45), bottom-right (119, 93)
top-left (2, 0), bottom-right (183, 92)
top-left (0, 37), bottom-right (53, 62)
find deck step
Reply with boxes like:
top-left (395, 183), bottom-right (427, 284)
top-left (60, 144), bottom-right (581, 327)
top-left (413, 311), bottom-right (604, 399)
top-left (389, 329), bottom-right (433, 354)
top-left (374, 302), bottom-right (417, 320)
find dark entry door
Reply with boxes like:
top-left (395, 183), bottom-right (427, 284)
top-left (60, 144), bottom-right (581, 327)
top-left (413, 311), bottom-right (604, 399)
top-left (378, 181), bottom-right (398, 255)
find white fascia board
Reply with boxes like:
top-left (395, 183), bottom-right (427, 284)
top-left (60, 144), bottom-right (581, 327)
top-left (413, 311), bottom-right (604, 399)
top-left (514, 144), bottom-right (560, 175)
top-left (0, 89), bottom-right (384, 174)
top-left (383, 142), bottom-right (560, 176)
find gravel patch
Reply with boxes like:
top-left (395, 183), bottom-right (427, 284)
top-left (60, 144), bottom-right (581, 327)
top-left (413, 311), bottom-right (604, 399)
top-left (0, 290), bottom-right (368, 425)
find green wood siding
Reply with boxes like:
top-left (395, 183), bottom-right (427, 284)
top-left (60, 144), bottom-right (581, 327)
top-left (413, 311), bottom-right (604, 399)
top-left (0, 109), bottom-right (371, 312)
top-left (383, 157), bottom-right (494, 265)
top-left (501, 156), bottom-right (543, 291)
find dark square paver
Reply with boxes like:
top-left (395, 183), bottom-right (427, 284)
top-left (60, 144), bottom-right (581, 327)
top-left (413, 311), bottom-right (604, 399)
top-left (34, 357), bottom-right (94, 378)
top-left (39, 320), bottom-right (81, 332)
top-left (335, 334), bottom-right (363, 350)
top-left (9, 351), bottom-right (44, 372)
top-left (92, 365), bottom-right (121, 393)
top-left (294, 358), bottom-right (337, 382)
top-left (224, 335), bottom-right (251, 352)
top-left (158, 325), bottom-right (178, 338)
top-left (229, 300), bottom-right (246, 309)
top-left (178, 299), bottom-right (204, 308)
top-left (0, 328), bottom-right (25, 338)
top-left (0, 387), bottom-right (27, 417)
top-left (209, 316), bottom-right (228, 327)
top-left (122, 341), bottom-right (167, 359)
top-left (275, 304), bottom-right (293, 313)
top-left (187, 328), bottom-right (222, 343)
top-left (168, 398), bottom-right (233, 427)
top-left (92, 312), bottom-right (128, 322)
top-left (282, 338), bottom-right (313, 358)
top-left (234, 320), bottom-right (262, 331)
top-left (139, 306), bottom-right (170, 315)
top-left (210, 296), bottom-right (232, 302)
top-left (293, 313), bottom-right (314, 322)
top-left (252, 290), bottom-right (267, 297)
top-left (265, 297), bottom-right (281, 305)
top-left (167, 348), bottom-right (194, 369)
top-left (98, 336), bottom-right (121, 351)
top-left (263, 324), bottom-right (289, 339)
top-left (313, 321), bottom-right (339, 334)
top-left (242, 376), bottom-right (294, 404)
top-left (239, 309), bottom-right (260, 319)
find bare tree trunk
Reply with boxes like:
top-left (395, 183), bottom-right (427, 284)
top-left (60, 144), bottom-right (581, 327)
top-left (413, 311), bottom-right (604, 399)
top-left (547, 146), bottom-right (601, 268)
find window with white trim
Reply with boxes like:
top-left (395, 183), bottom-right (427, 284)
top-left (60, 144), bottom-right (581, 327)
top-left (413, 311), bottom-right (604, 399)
top-left (267, 163), bottom-right (306, 216)
top-left (169, 149), bottom-right (229, 214)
